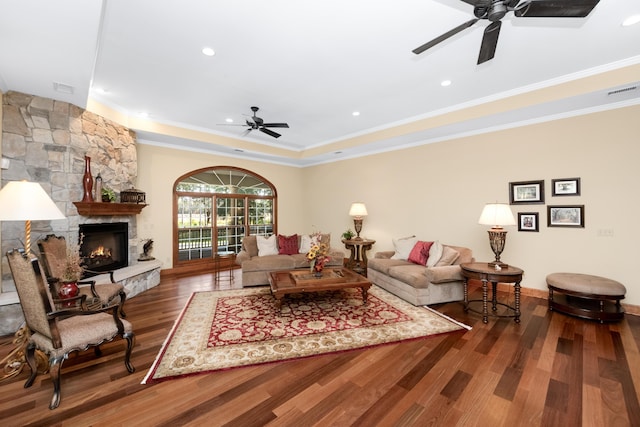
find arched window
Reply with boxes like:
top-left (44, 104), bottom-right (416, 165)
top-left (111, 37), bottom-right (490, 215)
top-left (173, 167), bottom-right (277, 267)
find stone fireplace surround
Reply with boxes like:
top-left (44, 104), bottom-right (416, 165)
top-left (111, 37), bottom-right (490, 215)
top-left (0, 91), bottom-right (160, 335)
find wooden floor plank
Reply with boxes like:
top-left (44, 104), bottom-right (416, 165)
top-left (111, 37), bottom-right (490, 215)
top-left (0, 272), bottom-right (639, 426)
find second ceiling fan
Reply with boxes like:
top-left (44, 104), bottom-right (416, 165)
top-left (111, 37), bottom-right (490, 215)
top-left (412, 0), bottom-right (601, 64)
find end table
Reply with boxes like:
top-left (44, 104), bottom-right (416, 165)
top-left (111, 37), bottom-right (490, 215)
top-left (342, 238), bottom-right (375, 276)
top-left (460, 262), bottom-right (524, 324)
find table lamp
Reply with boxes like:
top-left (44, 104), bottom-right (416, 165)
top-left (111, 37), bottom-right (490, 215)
top-left (478, 203), bottom-right (515, 268)
top-left (0, 181), bottom-right (66, 254)
top-left (349, 202), bottom-right (368, 240)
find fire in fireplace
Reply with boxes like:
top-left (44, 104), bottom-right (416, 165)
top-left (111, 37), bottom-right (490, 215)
top-left (79, 222), bottom-right (128, 277)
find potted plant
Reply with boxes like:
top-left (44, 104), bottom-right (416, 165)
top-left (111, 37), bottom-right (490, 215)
top-left (101, 187), bottom-right (116, 202)
top-left (342, 229), bottom-right (355, 240)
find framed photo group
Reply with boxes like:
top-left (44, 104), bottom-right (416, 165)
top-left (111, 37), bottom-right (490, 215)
top-left (510, 178), bottom-right (584, 231)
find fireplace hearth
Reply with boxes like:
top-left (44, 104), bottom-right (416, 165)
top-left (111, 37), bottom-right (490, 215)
top-left (79, 222), bottom-right (128, 278)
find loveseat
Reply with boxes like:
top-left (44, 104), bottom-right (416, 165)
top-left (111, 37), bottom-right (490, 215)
top-left (235, 234), bottom-right (344, 287)
top-left (367, 237), bottom-right (473, 306)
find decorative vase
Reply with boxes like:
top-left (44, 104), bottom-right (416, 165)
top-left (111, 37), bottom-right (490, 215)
top-left (94, 173), bottom-right (102, 202)
top-left (81, 155), bottom-right (94, 202)
top-left (58, 281), bottom-right (79, 307)
top-left (314, 270), bottom-right (323, 278)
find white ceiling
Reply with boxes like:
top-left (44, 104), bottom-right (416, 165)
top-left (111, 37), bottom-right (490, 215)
top-left (1, 0), bottom-right (639, 166)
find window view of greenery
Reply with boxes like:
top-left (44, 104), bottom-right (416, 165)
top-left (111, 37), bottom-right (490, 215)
top-left (175, 168), bottom-right (275, 263)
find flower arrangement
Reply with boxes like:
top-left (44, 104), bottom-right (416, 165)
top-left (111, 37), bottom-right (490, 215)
top-left (60, 237), bottom-right (85, 283)
top-left (306, 233), bottom-right (331, 274)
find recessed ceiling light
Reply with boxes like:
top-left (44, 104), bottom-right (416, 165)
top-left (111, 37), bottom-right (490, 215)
top-left (234, 149), bottom-right (244, 153)
top-left (202, 47), bottom-right (215, 56)
top-left (352, 111), bottom-right (360, 116)
top-left (225, 118), bottom-right (234, 123)
top-left (622, 14), bottom-right (640, 26)
top-left (96, 88), bottom-right (109, 94)
top-left (137, 112), bottom-right (149, 118)
top-left (334, 151), bottom-right (342, 155)
top-left (441, 80), bottom-right (452, 87)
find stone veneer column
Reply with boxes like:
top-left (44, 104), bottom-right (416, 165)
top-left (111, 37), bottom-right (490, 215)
top-left (0, 91), bottom-right (140, 333)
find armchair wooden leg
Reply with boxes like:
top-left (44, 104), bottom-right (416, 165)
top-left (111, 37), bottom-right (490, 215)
top-left (124, 332), bottom-right (135, 373)
top-left (48, 357), bottom-right (64, 410)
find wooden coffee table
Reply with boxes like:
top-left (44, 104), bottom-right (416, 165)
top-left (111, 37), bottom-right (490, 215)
top-left (268, 268), bottom-right (371, 309)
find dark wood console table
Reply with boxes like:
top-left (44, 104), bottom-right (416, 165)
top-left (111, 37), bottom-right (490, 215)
top-left (342, 238), bottom-right (375, 276)
top-left (460, 262), bottom-right (524, 324)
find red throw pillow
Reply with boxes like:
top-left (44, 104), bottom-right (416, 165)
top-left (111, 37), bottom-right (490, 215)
top-left (278, 234), bottom-right (299, 255)
top-left (408, 241), bottom-right (434, 265)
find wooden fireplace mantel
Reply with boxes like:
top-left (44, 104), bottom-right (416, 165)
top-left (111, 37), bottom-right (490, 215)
top-left (73, 202), bottom-right (147, 216)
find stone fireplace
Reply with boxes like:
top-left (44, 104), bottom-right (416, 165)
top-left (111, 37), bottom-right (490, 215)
top-left (0, 91), bottom-right (161, 336)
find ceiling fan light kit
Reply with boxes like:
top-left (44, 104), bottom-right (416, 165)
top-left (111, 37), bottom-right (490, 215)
top-left (413, 0), bottom-right (601, 65)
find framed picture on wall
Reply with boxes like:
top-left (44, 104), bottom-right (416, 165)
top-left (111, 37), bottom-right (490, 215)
top-left (548, 205), bottom-right (584, 228)
top-left (509, 180), bottom-right (545, 204)
top-left (518, 212), bottom-right (539, 232)
top-left (552, 177), bottom-right (581, 196)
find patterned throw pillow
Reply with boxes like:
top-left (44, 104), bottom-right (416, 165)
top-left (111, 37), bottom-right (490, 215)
top-left (408, 241), bottom-right (434, 265)
top-left (278, 234), bottom-right (299, 255)
top-left (299, 234), bottom-right (321, 253)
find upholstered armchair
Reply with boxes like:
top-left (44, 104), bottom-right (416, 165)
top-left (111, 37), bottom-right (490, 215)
top-left (37, 234), bottom-right (127, 317)
top-left (6, 249), bottom-right (135, 409)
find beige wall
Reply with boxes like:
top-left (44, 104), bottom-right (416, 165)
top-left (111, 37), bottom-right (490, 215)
top-left (303, 105), bottom-right (640, 305)
top-left (135, 144), bottom-right (306, 268)
top-left (137, 104), bottom-right (639, 304)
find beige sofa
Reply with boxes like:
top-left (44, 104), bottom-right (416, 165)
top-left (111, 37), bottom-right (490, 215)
top-left (367, 243), bottom-right (473, 306)
top-left (235, 234), bottom-right (344, 287)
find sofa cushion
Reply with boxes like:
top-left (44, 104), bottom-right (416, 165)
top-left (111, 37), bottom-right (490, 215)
top-left (424, 265), bottom-right (463, 283)
top-left (435, 246), bottom-right (460, 266)
top-left (387, 264), bottom-right (430, 289)
top-left (368, 257), bottom-right (412, 275)
top-left (426, 241), bottom-right (444, 267)
top-left (408, 241), bottom-right (433, 265)
top-left (299, 234), bottom-right (319, 253)
top-left (242, 235), bottom-right (259, 258)
top-left (278, 234), bottom-right (299, 255)
top-left (391, 235), bottom-right (418, 260)
top-left (257, 235), bottom-right (278, 256)
top-left (241, 254), bottom-right (296, 272)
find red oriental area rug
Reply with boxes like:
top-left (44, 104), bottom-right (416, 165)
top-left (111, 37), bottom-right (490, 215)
top-left (143, 286), bottom-right (469, 384)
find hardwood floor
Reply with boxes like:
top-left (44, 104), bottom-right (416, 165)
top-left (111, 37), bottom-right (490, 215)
top-left (1, 270), bottom-right (639, 427)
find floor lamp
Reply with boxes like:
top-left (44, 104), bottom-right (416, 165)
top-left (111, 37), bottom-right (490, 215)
top-left (0, 181), bottom-right (66, 381)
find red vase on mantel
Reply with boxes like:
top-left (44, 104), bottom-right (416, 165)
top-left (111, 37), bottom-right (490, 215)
top-left (81, 155), bottom-right (94, 202)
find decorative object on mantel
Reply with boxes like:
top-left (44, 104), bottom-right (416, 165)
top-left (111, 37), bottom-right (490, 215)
top-left (101, 186), bottom-right (116, 202)
top-left (73, 201), bottom-right (147, 216)
top-left (121, 188), bottom-right (146, 204)
top-left (94, 173), bottom-right (103, 202)
top-left (139, 239), bottom-right (155, 261)
top-left (478, 202), bottom-right (516, 268)
top-left (81, 155), bottom-right (94, 202)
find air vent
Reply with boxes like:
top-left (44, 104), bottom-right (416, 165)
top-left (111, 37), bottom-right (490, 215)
top-left (53, 82), bottom-right (74, 94)
top-left (607, 86), bottom-right (637, 96)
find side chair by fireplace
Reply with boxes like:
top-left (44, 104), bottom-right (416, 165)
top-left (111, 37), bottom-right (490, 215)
top-left (6, 249), bottom-right (135, 409)
top-left (37, 234), bottom-right (127, 317)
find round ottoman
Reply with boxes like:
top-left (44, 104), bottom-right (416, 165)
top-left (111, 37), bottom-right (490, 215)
top-left (546, 273), bottom-right (626, 322)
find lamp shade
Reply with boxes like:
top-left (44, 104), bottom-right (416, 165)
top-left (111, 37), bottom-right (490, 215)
top-left (0, 181), bottom-right (66, 221)
top-left (478, 203), bottom-right (515, 228)
top-left (349, 202), bottom-right (368, 218)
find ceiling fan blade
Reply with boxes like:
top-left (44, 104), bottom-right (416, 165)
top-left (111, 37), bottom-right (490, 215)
top-left (514, 0), bottom-right (600, 17)
top-left (477, 20), bottom-right (501, 64)
top-left (412, 18), bottom-right (479, 55)
top-left (260, 128), bottom-right (281, 138)
top-left (262, 123), bottom-right (289, 128)
top-left (241, 128), bottom-right (252, 136)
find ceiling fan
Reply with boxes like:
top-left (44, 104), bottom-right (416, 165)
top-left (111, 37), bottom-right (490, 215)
top-left (224, 106), bottom-right (289, 139)
top-left (412, 0), bottom-right (601, 64)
